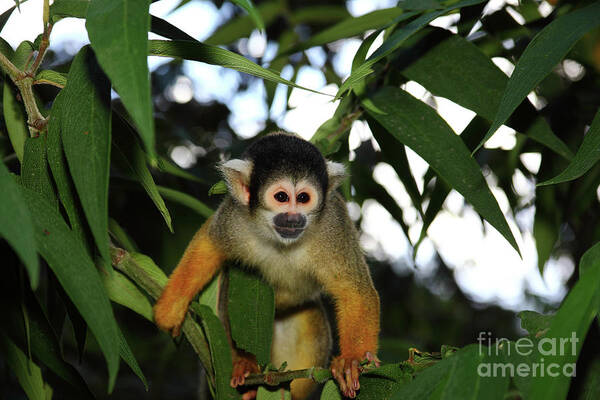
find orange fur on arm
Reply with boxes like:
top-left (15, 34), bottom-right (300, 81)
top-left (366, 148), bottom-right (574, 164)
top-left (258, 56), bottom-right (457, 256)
top-left (327, 280), bottom-right (380, 360)
top-left (153, 218), bottom-right (225, 335)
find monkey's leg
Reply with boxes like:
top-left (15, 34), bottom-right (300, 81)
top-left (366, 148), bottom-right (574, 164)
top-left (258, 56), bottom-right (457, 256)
top-left (271, 302), bottom-right (332, 400)
top-left (154, 218), bottom-right (225, 337)
top-left (324, 277), bottom-right (380, 398)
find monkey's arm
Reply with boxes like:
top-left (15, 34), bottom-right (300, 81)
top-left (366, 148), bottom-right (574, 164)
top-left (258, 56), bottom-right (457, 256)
top-left (319, 262), bottom-right (380, 398)
top-left (153, 217), bottom-right (225, 337)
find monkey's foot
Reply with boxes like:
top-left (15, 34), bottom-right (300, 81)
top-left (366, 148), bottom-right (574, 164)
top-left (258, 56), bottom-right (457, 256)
top-left (330, 352), bottom-right (380, 398)
top-left (230, 355), bottom-right (260, 388)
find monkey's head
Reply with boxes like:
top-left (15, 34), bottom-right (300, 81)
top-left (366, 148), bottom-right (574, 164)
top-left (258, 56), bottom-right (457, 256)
top-left (219, 133), bottom-right (346, 245)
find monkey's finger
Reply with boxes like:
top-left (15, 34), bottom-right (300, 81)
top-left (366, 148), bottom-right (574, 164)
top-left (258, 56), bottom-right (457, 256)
top-left (331, 360), bottom-right (348, 394)
top-left (171, 325), bottom-right (181, 338)
top-left (350, 359), bottom-right (360, 391)
top-left (344, 365), bottom-right (354, 394)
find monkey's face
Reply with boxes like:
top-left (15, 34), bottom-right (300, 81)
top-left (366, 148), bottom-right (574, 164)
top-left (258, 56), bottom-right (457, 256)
top-left (259, 178), bottom-right (321, 244)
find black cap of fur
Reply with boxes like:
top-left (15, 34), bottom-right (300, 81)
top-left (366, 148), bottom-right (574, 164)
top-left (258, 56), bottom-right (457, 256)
top-left (243, 133), bottom-right (328, 210)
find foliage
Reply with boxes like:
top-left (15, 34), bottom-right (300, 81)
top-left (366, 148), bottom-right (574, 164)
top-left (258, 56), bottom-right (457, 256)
top-left (0, 0), bottom-right (599, 399)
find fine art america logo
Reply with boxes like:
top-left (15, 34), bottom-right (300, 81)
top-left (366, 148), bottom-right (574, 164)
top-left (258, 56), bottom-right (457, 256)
top-left (476, 332), bottom-right (578, 378)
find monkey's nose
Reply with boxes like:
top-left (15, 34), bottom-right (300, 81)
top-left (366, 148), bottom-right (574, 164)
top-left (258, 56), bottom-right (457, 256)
top-left (285, 213), bottom-right (304, 227)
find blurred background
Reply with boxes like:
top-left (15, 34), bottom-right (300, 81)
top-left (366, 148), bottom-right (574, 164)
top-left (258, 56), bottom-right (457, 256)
top-left (2, 0), bottom-right (599, 398)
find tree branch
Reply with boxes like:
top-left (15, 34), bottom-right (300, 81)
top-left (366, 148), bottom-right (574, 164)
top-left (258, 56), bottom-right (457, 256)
top-left (242, 367), bottom-right (331, 386)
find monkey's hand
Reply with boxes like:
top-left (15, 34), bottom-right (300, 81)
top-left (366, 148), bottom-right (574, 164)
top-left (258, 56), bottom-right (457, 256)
top-left (330, 351), bottom-right (380, 398)
top-left (153, 296), bottom-right (188, 337)
top-left (230, 352), bottom-right (260, 388)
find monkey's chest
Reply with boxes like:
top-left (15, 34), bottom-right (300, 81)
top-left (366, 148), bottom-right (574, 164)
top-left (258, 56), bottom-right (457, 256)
top-left (242, 245), bottom-right (321, 308)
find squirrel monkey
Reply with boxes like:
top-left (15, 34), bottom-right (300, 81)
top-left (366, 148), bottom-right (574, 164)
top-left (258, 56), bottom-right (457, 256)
top-left (153, 133), bottom-right (380, 399)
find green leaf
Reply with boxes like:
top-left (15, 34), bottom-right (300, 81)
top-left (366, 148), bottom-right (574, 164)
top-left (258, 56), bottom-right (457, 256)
top-left (112, 115), bottom-right (172, 232)
top-left (195, 304), bottom-right (238, 400)
top-left (278, 7), bottom-right (417, 57)
top-left (357, 364), bottom-right (412, 400)
top-left (208, 180), bottom-right (228, 196)
top-left (156, 155), bottom-right (207, 183)
top-left (399, 0), bottom-right (442, 10)
top-left (437, 345), bottom-right (508, 400)
top-left (230, 0), bottom-right (264, 31)
top-left (337, 0), bottom-right (487, 99)
top-left (2, 295), bottom-right (94, 398)
top-left (148, 39), bottom-right (330, 97)
top-left (21, 185), bottom-right (120, 393)
top-left (288, 6), bottom-right (350, 25)
top-left (149, 14), bottom-right (194, 41)
top-left (130, 251), bottom-right (168, 287)
top-left (0, 161), bottom-right (39, 289)
top-left (392, 345), bottom-right (508, 400)
top-left (518, 310), bottom-right (553, 337)
top-left (228, 266), bottom-right (275, 365)
top-left (34, 70), bottom-right (68, 88)
top-left (410, 116), bottom-right (492, 253)
top-left (0, 333), bottom-right (50, 400)
top-left (3, 82), bottom-right (28, 162)
top-left (539, 108), bottom-right (600, 186)
top-left (22, 135), bottom-right (58, 208)
top-left (118, 328), bottom-right (148, 390)
top-left (368, 119), bottom-right (423, 216)
top-left (365, 87), bottom-right (520, 254)
top-left (204, 1), bottom-right (282, 46)
top-left (12, 40), bottom-right (35, 70)
top-left (401, 33), bottom-right (573, 160)
top-left (321, 380), bottom-right (343, 400)
top-left (157, 186), bottom-right (213, 218)
top-left (46, 91), bottom-right (88, 246)
top-left (86, 0), bottom-right (155, 159)
top-left (526, 251), bottom-right (600, 400)
top-left (61, 46), bottom-right (111, 264)
top-left (0, 5), bottom-right (16, 33)
top-left (257, 386), bottom-right (292, 400)
top-left (477, 2), bottom-right (600, 153)
top-left (102, 268), bottom-right (153, 321)
top-left (49, 0), bottom-right (89, 22)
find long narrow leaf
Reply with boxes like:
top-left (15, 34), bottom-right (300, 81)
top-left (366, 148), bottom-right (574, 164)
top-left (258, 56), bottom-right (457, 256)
top-left (61, 46), bottom-right (111, 264)
top-left (366, 87), bottom-right (520, 254)
top-left (526, 248), bottom-right (600, 399)
top-left (230, 0), bottom-right (264, 31)
top-left (539, 108), bottom-right (600, 186)
top-left (278, 7), bottom-right (417, 57)
top-left (0, 161), bottom-right (39, 289)
top-left (148, 40), bottom-right (330, 97)
top-left (336, 0), bottom-right (487, 99)
top-left (87, 0), bottom-right (155, 158)
top-left (401, 33), bottom-right (572, 160)
top-left (21, 185), bottom-right (120, 393)
top-left (477, 2), bottom-right (600, 153)
top-left (3, 83), bottom-right (28, 162)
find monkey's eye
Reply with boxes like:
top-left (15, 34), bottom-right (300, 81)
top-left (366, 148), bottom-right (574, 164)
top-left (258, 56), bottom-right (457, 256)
top-left (274, 191), bottom-right (289, 203)
top-left (297, 192), bottom-right (310, 204)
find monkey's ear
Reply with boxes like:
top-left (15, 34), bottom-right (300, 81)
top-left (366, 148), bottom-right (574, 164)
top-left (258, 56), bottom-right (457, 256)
top-left (326, 161), bottom-right (346, 192)
top-left (219, 159), bottom-right (253, 205)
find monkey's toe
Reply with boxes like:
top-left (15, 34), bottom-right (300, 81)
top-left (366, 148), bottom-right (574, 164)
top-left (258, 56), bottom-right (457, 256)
top-left (230, 355), bottom-right (260, 388)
